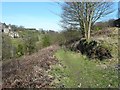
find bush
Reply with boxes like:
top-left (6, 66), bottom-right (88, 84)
top-left (16, 44), bottom-right (24, 57)
top-left (95, 45), bottom-right (112, 60)
top-left (23, 32), bottom-right (39, 55)
top-left (36, 41), bottom-right (43, 50)
top-left (42, 35), bottom-right (50, 47)
top-left (61, 29), bottom-right (81, 42)
top-left (25, 37), bottom-right (37, 55)
top-left (66, 38), bottom-right (112, 60)
top-left (94, 26), bottom-right (102, 31)
top-left (2, 34), bottom-right (13, 60)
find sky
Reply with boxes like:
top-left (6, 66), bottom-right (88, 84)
top-left (2, 2), bottom-right (62, 31)
top-left (1, 2), bottom-right (118, 31)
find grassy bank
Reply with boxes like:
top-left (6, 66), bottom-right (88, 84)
top-left (49, 49), bottom-right (118, 88)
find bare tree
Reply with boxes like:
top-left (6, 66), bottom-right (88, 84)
top-left (61, 2), bottom-right (113, 39)
top-left (118, 1), bottom-right (120, 18)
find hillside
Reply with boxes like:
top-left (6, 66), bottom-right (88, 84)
top-left (2, 45), bottom-right (60, 88)
top-left (2, 1), bottom-right (119, 89)
top-left (2, 27), bottom-right (119, 88)
top-left (49, 27), bottom-right (119, 88)
top-left (91, 27), bottom-right (118, 64)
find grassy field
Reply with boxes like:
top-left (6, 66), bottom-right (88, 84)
top-left (49, 49), bottom-right (118, 88)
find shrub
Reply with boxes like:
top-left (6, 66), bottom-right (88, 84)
top-left (61, 29), bottom-right (81, 43)
top-left (23, 32), bottom-right (38, 55)
top-left (66, 38), bottom-right (112, 60)
top-left (96, 45), bottom-right (112, 60)
top-left (16, 44), bottom-right (24, 57)
top-left (25, 37), bottom-right (37, 55)
top-left (2, 34), bottom-right (13, 60)
top-left (42, 35), bottom-right (50, 47)
top-left (36, 41), bottom-right (43, 50)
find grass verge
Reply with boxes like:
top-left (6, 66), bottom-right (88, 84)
top-left (49, 49), bottom-right (118, 88)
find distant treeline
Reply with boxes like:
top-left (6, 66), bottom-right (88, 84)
top-left (93, 19), bottom-right (120, 31)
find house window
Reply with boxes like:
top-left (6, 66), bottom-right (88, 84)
top-left (2, 29), bottom-right (4, 32)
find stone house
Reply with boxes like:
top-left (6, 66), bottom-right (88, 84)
top-left (0, 22), bottom-right (19, 38)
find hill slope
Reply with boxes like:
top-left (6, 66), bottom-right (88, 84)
top-left (49, 27), bottom-right (119, 88)
top-left (2, 45), bottom-right (60, 88)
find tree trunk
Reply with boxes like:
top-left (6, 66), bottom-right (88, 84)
top-left (87, 25), bottom-right (91, 40)
top-left (87, 20), bottom-right (92, 40)
top-left (87, 5), bottom-right (94, 40)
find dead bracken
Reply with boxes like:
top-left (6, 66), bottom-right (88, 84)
top-left (2, 45), bottom-right (60, 88)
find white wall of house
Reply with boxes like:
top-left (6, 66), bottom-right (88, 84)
top-left (2, 23), bottom-right (20, 38)
top-left (9, 31), bottom-right (20, 38)
top-left (4, 28), bottom-right (9, 34)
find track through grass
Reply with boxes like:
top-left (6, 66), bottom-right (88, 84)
top-left (50, 49), bottom-right (118, 88)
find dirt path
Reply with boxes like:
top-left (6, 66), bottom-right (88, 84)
top-left (2, 45), bottom-right (60, 88)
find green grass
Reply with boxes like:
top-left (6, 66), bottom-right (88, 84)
top-left (50, 49), bottom-right (118, 88)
